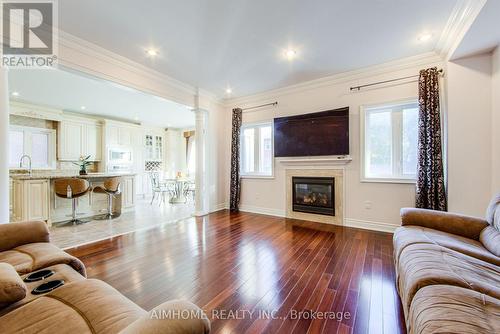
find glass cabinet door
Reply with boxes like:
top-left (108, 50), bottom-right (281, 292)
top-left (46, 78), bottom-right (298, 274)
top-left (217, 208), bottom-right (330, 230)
top-left (155, 135), bottom-right (162, 161)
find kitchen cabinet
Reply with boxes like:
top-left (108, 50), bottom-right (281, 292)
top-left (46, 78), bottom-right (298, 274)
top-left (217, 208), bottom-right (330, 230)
top-left (58, 120), bottom-right (102, 161)
top-left (58, 120), bottom-right (83, 161)
top-left (84, 124), bottom-right (102, 161)
top-left (11, 179), bottom-right (50, 224)
top-left (121, 175), bottom-right (135, 209)
top-left (144, 133), bottom-right (164, 161)
top-left (106, 124), bottom-right (133, 147)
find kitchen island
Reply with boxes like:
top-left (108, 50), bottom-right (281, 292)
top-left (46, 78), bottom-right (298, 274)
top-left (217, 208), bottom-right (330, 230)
top-left (10, 173), bottom-right (136, 226)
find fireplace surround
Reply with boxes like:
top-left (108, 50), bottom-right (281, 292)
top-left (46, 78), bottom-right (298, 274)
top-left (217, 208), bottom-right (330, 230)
top-left (286, 168), bottom-right (343, 225)
top-left (292, 177), bottom-right (335, 216)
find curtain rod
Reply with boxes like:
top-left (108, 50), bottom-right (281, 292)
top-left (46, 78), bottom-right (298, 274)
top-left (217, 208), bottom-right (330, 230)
top-left (241, 101), bottom-right (278, 112)
top-left (350, 68), bottom-right (444, 92)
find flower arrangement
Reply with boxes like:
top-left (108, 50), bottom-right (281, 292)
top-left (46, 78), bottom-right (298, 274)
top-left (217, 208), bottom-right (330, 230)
top-left (73, 155), bottom-right (92, 175)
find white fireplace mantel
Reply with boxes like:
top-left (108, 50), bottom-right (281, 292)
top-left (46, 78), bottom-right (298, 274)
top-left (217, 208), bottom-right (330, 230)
top-left (278, 156), bottom-right (352, 167)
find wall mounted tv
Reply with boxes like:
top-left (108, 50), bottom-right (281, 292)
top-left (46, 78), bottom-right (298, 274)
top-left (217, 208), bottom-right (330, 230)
top-left (274, 107), bottom-right (349, 157)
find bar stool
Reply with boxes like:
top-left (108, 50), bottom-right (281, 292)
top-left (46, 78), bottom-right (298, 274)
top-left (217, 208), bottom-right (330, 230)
top-left (54, 178), bottom-right (91, 225)
top-left (93, 177), bottom-right (121, 219)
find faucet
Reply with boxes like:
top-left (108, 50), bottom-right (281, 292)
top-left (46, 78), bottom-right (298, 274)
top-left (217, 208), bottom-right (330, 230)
top-left (19, 155), bottom-right (32, 176)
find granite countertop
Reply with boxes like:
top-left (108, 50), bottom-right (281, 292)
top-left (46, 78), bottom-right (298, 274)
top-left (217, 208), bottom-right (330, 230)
top-left (10, 172), bottom-right (136, 180)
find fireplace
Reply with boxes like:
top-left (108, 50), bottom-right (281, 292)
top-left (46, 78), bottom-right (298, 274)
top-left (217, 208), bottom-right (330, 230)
top-left (292, 177), bottom-right (335, 216)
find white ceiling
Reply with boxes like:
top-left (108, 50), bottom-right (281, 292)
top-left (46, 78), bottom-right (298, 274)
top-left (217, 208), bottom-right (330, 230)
top-left (452, 0), bottom-right (500, 59)
top-left (58, 0), bottom-right (459, 98)
top-left (8, 68), bottom-right (195, 128)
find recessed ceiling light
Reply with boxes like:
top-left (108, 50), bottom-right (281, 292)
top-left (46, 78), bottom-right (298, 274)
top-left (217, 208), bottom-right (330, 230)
top-left (418, 33), bottom-right (433, 42)
top-left (80, 106), bottom-right (86, 110)
top-left (134, 115), bottom-right (139, 121)
top-left (225, 88), bottom-right (232, 94)
top-left (146, 49), bottom-right (158, 57)
top-left (11, 91), bottom-right (19, 97)
top-left (284, 49), bottom-right (297, 60)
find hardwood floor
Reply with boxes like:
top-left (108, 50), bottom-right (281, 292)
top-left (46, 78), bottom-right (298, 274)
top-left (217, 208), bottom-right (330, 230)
top-left (67, 210), bottom-right (406, 334)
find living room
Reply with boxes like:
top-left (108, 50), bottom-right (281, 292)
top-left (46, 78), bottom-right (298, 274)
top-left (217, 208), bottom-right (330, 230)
top-left (0, 1), bottom-right (499, 334)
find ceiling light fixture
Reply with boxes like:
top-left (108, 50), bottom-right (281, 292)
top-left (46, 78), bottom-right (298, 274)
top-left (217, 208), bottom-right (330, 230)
top-left (80, 106), bottom-right (86, 110)
top-left (225, 88), bottom-right (232, 94)
top-left (11, 91), bottom-right (19, 97)
top-left (284, 49), bottom-right (297, 60)
top-left (418, 33), bottom-right (433, 42)
top-left (146, 49), bottom-right (158, 57)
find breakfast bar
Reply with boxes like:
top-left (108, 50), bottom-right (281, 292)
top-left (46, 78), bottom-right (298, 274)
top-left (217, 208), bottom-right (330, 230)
top-left (10, 173), bottom-right (136, 226)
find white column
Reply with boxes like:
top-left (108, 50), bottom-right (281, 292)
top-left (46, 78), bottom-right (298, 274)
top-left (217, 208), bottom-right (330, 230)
top-left (0, 67), bottom-right (10, 224)
top-left (193, 108), bottom-right (208, 216)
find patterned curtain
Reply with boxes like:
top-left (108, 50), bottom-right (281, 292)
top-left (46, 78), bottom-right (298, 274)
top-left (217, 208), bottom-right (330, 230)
top-left (416, 67), bottom-right (447, 211)
top-left (229, 108), bottom-right (243, 211)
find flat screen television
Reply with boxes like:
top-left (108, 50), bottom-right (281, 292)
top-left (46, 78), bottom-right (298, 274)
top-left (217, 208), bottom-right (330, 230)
top-left (274, 107), bottom-right (349, 157)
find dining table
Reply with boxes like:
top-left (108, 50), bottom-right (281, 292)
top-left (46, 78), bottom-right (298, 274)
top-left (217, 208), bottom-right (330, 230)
top-left (163, 178), bottom-right (193, 204)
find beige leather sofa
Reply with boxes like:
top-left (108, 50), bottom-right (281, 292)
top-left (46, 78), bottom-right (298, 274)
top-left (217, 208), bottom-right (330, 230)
top-left (0, 221), bottom-right (210, 334)
top-left (394, 194), bottom-right (500, 334)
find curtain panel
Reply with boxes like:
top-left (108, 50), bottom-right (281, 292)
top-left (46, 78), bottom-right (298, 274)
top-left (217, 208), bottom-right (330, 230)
top-left (416, 67), bottom-right (447, 211)
top-left (229, 108), bottom-right (243, 211)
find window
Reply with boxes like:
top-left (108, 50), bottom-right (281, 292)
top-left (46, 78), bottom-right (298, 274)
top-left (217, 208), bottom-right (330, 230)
top-left (361, 100), bottom-right (419, 182)
top-left (9, 126), bottom-right (56, 169)
top-left (240, 122), bottom-right (273, 177)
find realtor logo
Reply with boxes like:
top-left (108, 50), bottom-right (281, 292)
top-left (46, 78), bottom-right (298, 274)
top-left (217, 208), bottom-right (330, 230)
top-left (1, 0), bottom-right (58, 68)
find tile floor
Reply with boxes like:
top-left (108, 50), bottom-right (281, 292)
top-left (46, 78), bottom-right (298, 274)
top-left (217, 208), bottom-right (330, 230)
top-left (50, 198), bottom-right (195, 249)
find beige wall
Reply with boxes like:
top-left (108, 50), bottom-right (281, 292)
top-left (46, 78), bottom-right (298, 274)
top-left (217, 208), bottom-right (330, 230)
top-left (446, 53), bottom-right (493, 217)
top-left (222, 60), bottom-right (443, 228)
top-left (492, 47), bottom-right (500, 194)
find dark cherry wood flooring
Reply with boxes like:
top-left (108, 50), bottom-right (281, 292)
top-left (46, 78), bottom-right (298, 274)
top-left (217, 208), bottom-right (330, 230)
top-left (67, 210), bottom-right (406, 334)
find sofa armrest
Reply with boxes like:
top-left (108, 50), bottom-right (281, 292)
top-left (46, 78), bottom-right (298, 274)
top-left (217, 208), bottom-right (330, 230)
top-left (0, 221), bottom-right (50, 252)
top-left (400, 208), bottom-right (488, 240)
top-left (120, 300), bottom-right (210, 334)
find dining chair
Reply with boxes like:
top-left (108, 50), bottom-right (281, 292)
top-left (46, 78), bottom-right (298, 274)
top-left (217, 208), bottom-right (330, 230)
top-left (149, 172), bottom-right (170, 205)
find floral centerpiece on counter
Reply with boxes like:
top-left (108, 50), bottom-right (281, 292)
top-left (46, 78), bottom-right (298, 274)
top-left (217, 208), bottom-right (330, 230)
top-left (73, 155), bottom-right (92, 175)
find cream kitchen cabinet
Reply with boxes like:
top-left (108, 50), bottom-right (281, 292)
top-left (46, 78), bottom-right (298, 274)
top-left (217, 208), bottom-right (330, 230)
top-left (11, 179), bottom-right (50, 224)
top-left (84, 124), bottom-right (103, 161)
top-left (106, 124), bottom-right (133, 147)
top-left (58, 120), bottom-right (102, 161)
top-left (121, 175), bottom-right (136, 209)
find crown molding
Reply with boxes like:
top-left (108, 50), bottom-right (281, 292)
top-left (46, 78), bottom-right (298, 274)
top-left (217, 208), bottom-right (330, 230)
top-left (435, 0), bottom-right (487, 60)
top-left (58, 31), bottom-right (197, 94)
top-left (224, 51), bottom-right (443, 107)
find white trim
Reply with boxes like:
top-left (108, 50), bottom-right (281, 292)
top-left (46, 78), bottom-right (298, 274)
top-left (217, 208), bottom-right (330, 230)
top-left (435, 0), bottom-right (487, 60)
top-left (344, 218), bottom-right (399, 233)
top-left (278, 156), bottom-right (352, 166)
top-left (210, 202), bottom-right (228, 213)
top-left (240, 121), bottom-right (274, 178)
top-left (360, 98), bottom-right (419, 183)
top-left (238, 204), bottom-right (286, 217)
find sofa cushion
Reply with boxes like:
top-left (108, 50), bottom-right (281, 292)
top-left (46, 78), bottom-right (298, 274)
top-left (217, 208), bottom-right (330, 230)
top-left (485, 192), bottom-right (500, 230)
top-left (408, 285), bottom-right (500, 334)
top-left (481, 226), bottom-right (500, 257)
top-left (0, 263), bottom-right (26, 308)
top-left (0, 221), bottom-right (50, 252)
top-left (396, 242), bottom-right (500, 317)
top-left (394, 226), bottom-right (500, 266)
top-left (0, 242), bottom-right (86, 276)
top-left (0, 279), bottom-right (147, 334)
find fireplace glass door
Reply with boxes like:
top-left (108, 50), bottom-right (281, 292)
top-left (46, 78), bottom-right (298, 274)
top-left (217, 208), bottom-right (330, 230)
top-left (292, 177), bottom-right (335, 216)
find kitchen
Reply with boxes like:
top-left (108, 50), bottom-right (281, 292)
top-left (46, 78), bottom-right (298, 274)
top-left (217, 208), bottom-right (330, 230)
top-left (8, 69), bottom-right (196, 248)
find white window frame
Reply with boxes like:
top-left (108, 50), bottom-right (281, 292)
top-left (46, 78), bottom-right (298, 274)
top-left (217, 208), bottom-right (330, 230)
top-left (240, 121), bottom-right (274, 179)
top-left (360, 98), bottom-right (418, 184)
top-left (9, 125), bottom-right (57, 170)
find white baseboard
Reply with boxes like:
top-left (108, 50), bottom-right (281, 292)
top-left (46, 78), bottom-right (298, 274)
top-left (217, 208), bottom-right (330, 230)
top-left (344, 218), bottom-right (399, 233)
top-left (209, 202), bottom-right (228, 213)
top-left (211, 203), bottom-right (399, 234)
top-left (238, 204), bottom-right (286, 217)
